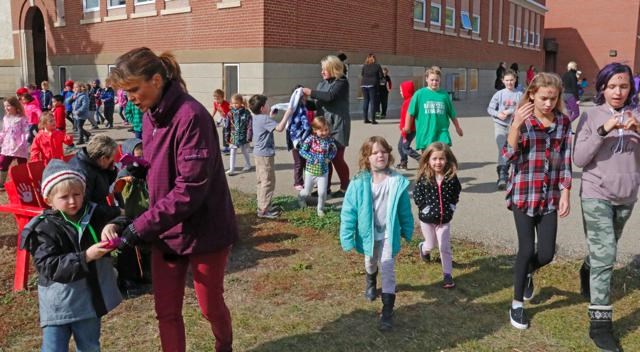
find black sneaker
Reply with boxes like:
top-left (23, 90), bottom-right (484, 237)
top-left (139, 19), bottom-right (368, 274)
top-left (257, 209), bottom-right (280, 219)
top-left (418, 242), bottom-right (431, 262)
top-left (523, 273), bottom-right (535, 301)
top-left (443, 274), bottom-right (456, 289)
top-left (330, 190), bottom-right (346, 198)
top-left (509, 306), bottom-right (529, 330)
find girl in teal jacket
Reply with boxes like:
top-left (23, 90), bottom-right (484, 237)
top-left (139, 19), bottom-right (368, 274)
top-left (340, 136), bottom-right (414, 331)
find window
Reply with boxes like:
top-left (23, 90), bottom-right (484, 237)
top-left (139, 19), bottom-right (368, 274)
top-left (414, 0), bottom-right (426, 22)
top-left (83, 0), bottom-right (99, 12)
top-left (515, 27), bottom-right (521, 43)
top-left (472, 14), bottom-right (480, 34)
top-left (224, 64), bottom-right (239, 98)
top-left (468, 69), bottom-right (478, 91)
top-left (59, 67), bottom-right (67, 92)
top-left (508, 25), bottom-right (514, 41)
top-left (108, 0), bottom-right (126, 8)
top-left (535, 33), bottom-right (540, 47)
top-left (430, 2), bottom-right (441, 26)
top-left (445, 7), bottom-right (455, 28)
top-left (460, 11), bottom-right (472, 30)
top-left (523, 30), bottom-right (528, 45)
top-left (135, 0), bottom-right (155, 4)
top-left (455, 68), bottom-right (467, 92)
top-left (529, 32), bottom-right (535, 44)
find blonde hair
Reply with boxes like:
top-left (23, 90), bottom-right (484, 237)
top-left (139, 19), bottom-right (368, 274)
top-left (47, 178), bottom-right (86, 203)
top-left (86, 135), bottom-right (118, 160)
top-left (519, 72), bottom-right (565, 113)
top-left (567, 61), bottom-right (578, 71)
top-left (321, 55), bottom-right (345, 79)
top-left (358, 136), bottom-right (394, 172)
top-left (425, 66), bottom-right (441, 78)
top-left (416, 142), bottom-right (458, 183)
top-left (38, 111), bottom-right (54, 130)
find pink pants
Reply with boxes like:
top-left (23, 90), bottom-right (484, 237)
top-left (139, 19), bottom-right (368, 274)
top-left (419, 221), bottom-right (453, 275)
top-left (152, 246), bottom-right (233, 352)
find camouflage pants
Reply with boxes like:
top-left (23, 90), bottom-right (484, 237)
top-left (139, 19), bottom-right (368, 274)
top-left (581, 198), bottom-right (634, 306)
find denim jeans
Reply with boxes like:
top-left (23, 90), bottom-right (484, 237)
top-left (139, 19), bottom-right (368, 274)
top-left (361, 86), bottom-right (379, 122)
top-left (42, 317), bottom-right (101, 352)
top-left (397, 132), bottom-right (421, 163)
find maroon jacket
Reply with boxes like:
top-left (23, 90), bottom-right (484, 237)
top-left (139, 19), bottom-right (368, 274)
top-left (131, 80), bottom-right (238, 255)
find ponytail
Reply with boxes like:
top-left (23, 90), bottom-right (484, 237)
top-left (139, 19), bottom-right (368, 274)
top-left (110, 47), bottom-right (187, 92)
top-left (159, 52), bottom-right (187, 92)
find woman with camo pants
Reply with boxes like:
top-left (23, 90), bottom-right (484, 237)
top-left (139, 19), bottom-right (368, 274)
top-left (574, 62), bottom-right (640, 352)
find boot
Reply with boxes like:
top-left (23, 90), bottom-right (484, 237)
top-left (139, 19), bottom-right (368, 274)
top-left (589, 306), bottom-right (621, 352)
top-left (379, 293), bottom-right (395, 331)
top-left (580, 261), bottom-right (591, 300)
top-left (497, 165), bottom-right (508, 190)
top-left (0, 171), bottom-right (7, 191)
top-left (364, 271), bottom-right (377, 301)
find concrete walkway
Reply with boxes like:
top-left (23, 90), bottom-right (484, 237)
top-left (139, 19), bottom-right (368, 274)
top-left (103, 103), bottom-right (639, 264)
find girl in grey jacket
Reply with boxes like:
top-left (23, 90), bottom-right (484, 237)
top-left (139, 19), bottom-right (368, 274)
top-left (72, 82), bottom-right (92, 144)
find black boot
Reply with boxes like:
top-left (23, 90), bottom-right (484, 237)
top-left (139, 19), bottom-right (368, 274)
top-left (580, 261), bottom-right (591, 300)
top-left (379, 293), bottom-right (395, 331)
top-left (364, 271), bottom-right (377, 301)
top-left (497, 165), bottom-right (508, 190)
top-left (589, 306), bottom-right (621, 352)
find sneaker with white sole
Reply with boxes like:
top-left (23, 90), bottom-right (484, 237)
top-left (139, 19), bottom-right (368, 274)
top-left (418, 242), bottom-right (431, 262)
top-left (242, 165), bottom-right (252, 172)
top-left (257, 209), bottom-right (280, 219)
top-left (523, 273), bottom-right (535, 301)
top-left (225, 169), bottom-right (236, 176)
top-left (317, 209), bottom-right (325, 217)
top-left (509, 306), bottom-right (529, 330)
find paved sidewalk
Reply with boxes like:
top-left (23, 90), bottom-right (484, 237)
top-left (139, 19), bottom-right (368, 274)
top-left (103, 103), bottom-right (639, 264)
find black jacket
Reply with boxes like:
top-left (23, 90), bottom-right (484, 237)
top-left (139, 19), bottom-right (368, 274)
top-left (413, 175), bottom-right (462, 224)
top-left (562, 69), bottom-right (579, 98)
top-left (361, 63), bottom-right (383, 87)
top-left (69, 148), bottom-right (121, 220)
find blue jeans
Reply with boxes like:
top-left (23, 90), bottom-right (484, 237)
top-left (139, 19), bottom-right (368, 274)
top-left (42, 317), bottom-right (101, 352)
top-left (361, 86), bottom-right (379, 122)
top-left (134, 130), bottom-right (142, 139)
top-left (397, 132), bottom-right (421, 163)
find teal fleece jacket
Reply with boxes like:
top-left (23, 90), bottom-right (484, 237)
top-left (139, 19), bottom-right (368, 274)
top-left (340, 170), bottom-right (414, 257)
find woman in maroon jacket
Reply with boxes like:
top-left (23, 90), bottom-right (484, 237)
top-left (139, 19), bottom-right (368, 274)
top-left (106, 47), bottom-right (238, 352)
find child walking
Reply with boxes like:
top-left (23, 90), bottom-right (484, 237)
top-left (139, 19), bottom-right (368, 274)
top-left (52, 95), bottom-right (67, 132)
top-left (297, 116), bottom-right (337, 217)
top-left (20, 159), bottom-right (126, 351)
top-left (487, 69), bottom-right (523, 189)
top-left (396, 80), bottom-right (421, 169)
top-left (284, 86), bottom-right (313, 190)
top-left (213, 89), bottom-right (231, 154)
top-left (414, 142), bottom-right (461, 288)
top-left (249, 94), bottom-right (291, 219)
top-left (124, 100), bottom-right (143, 139)
top-left (340, 136), bottom-right (414, 331)
top-left (226, 94), bottom-right (252, 175)
top-left (30, 112), bottom-right (74, 164)
top-left (504, 72), bottom-right (572, 330)
top-left (404, 66), bottom-right (463, 150)
top-left (0, 97), bottom-right (30, 190)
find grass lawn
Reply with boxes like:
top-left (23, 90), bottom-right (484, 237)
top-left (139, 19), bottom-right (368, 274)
top-left (0, 190), bottom-right (639, 351)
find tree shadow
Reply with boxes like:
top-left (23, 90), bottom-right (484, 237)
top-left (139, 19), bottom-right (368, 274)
top-left (459, 162), bottom-right (494, 171)
top-left (463, 181), bottom-right (500, 194)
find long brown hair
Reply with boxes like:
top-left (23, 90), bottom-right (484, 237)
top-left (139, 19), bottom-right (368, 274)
top-left (364, 53), bottom-right (377, 65)
top-left (518, 72), bottom-right (565, 113)
top-left (358, 136), bottom-right (394, 172)
top-left (5, 96), bottom-right (25, 116)
top-left (416, 142), bottom-right (458, 182)
top-left (109, 47), bottom-right (187, 92)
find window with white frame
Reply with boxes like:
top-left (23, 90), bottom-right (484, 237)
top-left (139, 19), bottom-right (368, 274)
top-left (224, 64), bottom-right (239, 98)
top-left (508, 25), bottom-right (514, 41)
top-left (515, 27), bottom-right (521, 43)
top-left (460, 11), bottom-right (472, 30)
top-left (430, 2), bottom-right (441, 26)
top-left (529, 32), bottom-right (535, 44)
top-left (523, 30), bottom-right (528, 45)
top-left (414, 0), bottom-right (426, 22)
top-left (108, 0), bottom-right (126, 8)
top-left (472, 14), bottom-right (480, 34)
top-left (83, 0), bottom-right (99, 12)
top-left (536, 33), bottom-right (540, 47)
top-left (59, 67), bottom-right (67, 92)
top-left (468, 69), bottom-right (478, 91)
top-left (445, 7), bottom-right (455, 29)
top-left (135, 0), bottom-right (155, 4)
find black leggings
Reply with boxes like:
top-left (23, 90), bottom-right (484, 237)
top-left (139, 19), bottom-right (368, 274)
top-left (512, 207), bottom-right (557, 301)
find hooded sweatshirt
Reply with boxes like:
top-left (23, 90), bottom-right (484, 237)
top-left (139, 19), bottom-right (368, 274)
top-left (574, 104), bottom-right (640, 205)
top-left (399, 80), bottom-right (415, 138)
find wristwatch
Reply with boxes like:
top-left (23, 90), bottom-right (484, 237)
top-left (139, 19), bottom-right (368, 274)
top-left (597, 125), bottom-right (609, 137)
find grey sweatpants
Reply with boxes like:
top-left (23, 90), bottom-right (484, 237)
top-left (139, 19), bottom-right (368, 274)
top-left (364, 238), bottom-right (396, 294)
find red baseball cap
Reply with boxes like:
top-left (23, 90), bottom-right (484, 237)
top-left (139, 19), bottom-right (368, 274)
top-left (64, 80), bottom-right (74, 88)
top-left (15, 87), bottom-right (28, 96)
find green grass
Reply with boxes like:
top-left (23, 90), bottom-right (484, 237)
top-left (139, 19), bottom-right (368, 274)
top-left (0, 190), bottom-right (639, 351)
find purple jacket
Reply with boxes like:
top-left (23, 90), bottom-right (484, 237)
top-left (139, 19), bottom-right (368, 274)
top-left (131, 80), bottom-right (238, 255)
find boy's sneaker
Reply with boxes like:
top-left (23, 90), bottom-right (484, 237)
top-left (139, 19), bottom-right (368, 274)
top-left (257, 209), bottom-right (280, 219)
top-left (242, 165), bottom-right (252, 172)
top-left (418, 242), bottom-right (431, 262)
top-left (443, 274), bottom-right (456, 289)
top-left (523, 273), bottom-right (535, 301)
top-left (396, 162), bottom-right (408, 170)
top-left (317, 209), bottom-right (325, 217)
top-left (509, 306), bottom-right (529, 330)
top-left (225, 169), bottom-right (236, 176)
top-left (222, 147), bottom-right (230, 155)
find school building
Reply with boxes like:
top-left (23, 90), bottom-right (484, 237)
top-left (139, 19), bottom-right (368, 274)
top-left (1, 0), bottom-right (547, 116)
top-left (544, 0), bottom-right (640, 95)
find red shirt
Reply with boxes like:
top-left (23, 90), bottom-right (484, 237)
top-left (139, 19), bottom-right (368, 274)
top-left (30, 130), bottom-right (74, 163)
top-left (52, 104), bottom-right (66, 130)
top-left (213, 100), bottom-right (230, 119)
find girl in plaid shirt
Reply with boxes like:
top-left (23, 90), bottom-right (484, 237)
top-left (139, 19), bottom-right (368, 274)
top-left (297, 117), bottom-right (337, 217)
top-left (503, 72), bottom-right (573, 330)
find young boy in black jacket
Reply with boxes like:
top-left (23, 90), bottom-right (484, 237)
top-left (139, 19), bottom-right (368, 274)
top-left (21, 159), bottom-right (128, 351)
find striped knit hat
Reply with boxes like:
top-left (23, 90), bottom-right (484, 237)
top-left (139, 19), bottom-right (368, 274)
top-left (41, 159), bottom-right (86, 198)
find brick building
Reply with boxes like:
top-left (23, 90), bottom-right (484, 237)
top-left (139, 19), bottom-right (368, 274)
top-left (544, 0), bottom-right (640, 96)
top-left (1, 0), bottom-right (546, 115)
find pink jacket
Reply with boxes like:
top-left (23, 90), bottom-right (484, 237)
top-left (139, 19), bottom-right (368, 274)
top-left (0, 114), bottom-right (30, 158)
top-left (23, 100), bottom-right (42, 125)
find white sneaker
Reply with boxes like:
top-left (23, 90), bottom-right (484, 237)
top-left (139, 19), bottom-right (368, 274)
top-left (317, 209), bottom-right (325, 217)
top-left (242, 165), bottom-right (252, 172)
top-left (225, 169), bottom-right (236, 176)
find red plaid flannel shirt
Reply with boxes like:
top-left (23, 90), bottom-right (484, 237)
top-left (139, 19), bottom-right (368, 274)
top-left (503, 112), bottom-right (573, 216)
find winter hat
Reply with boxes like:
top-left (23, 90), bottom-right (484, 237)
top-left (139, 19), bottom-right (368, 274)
top-left (15, 87), bottom-right (28, 96)
top-left (337, 52), bottom-right (348, 62)
top-left (41, 159), bottom-right (86, 198)
top-left (64, 80), bottom-right (74, 88)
